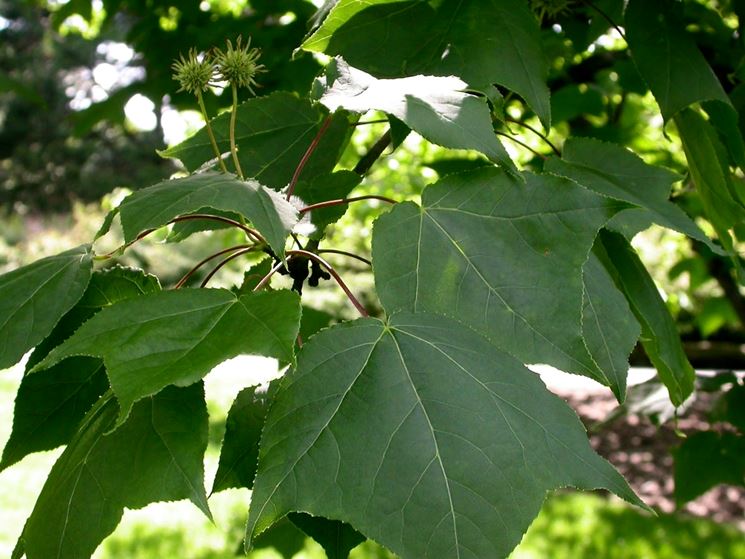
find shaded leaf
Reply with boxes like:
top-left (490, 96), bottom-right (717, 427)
top-left (118, 171), bottom-right (297, 259)
top-left (319, 58), bottom-right (515, 172)
top-left (673, 431), bottom-right (745, 506)
top-left (14, 383), bottom-right (210, 559)
top-left (625, 0), bottom-right (730, 121)
top-left (34, 289), bottom-right (301, 424)
top-left (595, 230), bottom-right (695, 406)
top-left (1, 267), bottom-right (159, 470)
top-left (546, 137), bottom-right (721, 252)
top-left (166, 207), bottom-right (241, 243)
top-left (372, 167), bottom-right (626, 388)
top-left (159, 92), bottom-right (351, 189)
top-left (303, 0), bottom-right (550, 126)
top-left (294, 170), bottom-right (363, 238)
top-left (246, 313), bottom-right (644, 559)
top-left (0, 244), bottom-right (92, 370)
top-left (299, 306), bottom-right (336, 342)
top-left (581, 254), bottom-right (641, 402)
top-left (289, 513), bottom-right (365, 559)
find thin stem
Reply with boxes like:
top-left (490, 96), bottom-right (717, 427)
top-left (352, 119), bottom-right (389, 126)
top-left (496, 132), bottom-right (548, 161)
top-left (253, 260), bottom-right (287, 291)
top-left (354, 130), bottom-right (392, 175)
top-left (286, 115), bottom-right (332, 201)
top-left (200, 246), bottom-right (258, 288)
top-left (175, 244), bottom-right (253, 288)
top-left (171, 214), bottom-right (265, 244)
top-left (287, 249), bottom-right (369, 317)
top-left (583, 0), bottom-right (626, 41)
top-left (505, 117), bottom-right (561, 156)
top-left (196, 90), bottom-right (229, 173)
top-left (299, 195), bottom-right (397, 214)
top-left (229, 83), bottom-right (244, 179)
top-left (317, 248), bottom-right (372, 267)
top-left (97, 228), bottom-right (155, 259)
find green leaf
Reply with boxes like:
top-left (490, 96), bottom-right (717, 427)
top-left (212, 383), bottom-right (276, 493)
top-left (675, 109), bottom-right (745, 274)
top-left (246, 313), bottom-right (644, 559)
top-left (545, 137), bottom-right (720, 252)
top-left (34, 289), bottom-right (301, 424)
top-left (166, 208), bottom-right (241, 243)
top-left (303, 0), bottom-right (551, 126)
top-left (0, 244), bottom-right (93, 370)
top-left (595, 230), bottom-right (695, 406)
top-left (372, 167), bottom-right (627, 389)
top-left (319, 58), bottom-right (515, 172)
top-left (294, 170), bottom-right (363, 238)
top-left (159, 92), bottom-right (351, 189)
top-left (704, 100), bottom-right (745, 171)
top-left (1, 267), bottom-right (159, 470)
top-left (673, 431), bottom-right (745, 506)
top-left (14, 383), bottom-right (210, 559)
top-left (288, 513), bottom-right (366, 559)
top-left (118, 171), bottom-right (298, 259)
top-left (581, 254), bottom-right (641, 402)
top-left (625, 0), bottom-right (730, 121)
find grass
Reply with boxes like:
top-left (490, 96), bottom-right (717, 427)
top-left (1, 361), bottom-right (743, 559)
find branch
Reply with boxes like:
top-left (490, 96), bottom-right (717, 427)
top-left (354, 130), bottom-right (392, 175)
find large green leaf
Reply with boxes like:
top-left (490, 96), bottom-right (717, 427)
top-left (0, 267), bottom-right (159, 471)
top-left (319, 58), bottom-right (515, 172)
top-left (675, 109), bottom-right (745, 270)
top-left (595, 230), bottom-right (695, 406)
top-left (13, 384), bottom-right (210, 559)
top-left (581, 254), bottom-right (641, 402)
top-left (246, 313), bottom-right (644, 559)
top-left (159, 92), bottom-right (351, 189)
top-left (34, 289), bottom-right (301, 424)
top-left (0, 244), bottom-right (93, 370)
top-left (625, 0), bottom-right (730, 121)
top-left (372, 167), bottom-right (627, 389)
top-left (545, 137), bottom-right (719, 251)
top-left (118, 171), bottom-right (298, 259)
top-left (303, 0), bottom-right (550, 126)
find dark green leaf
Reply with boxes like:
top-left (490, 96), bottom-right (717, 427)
top-left (303, 0), bottom-right (551, 126)
top-left (372, 167), bottom-right (626, 388)
top-left (289, 513), bottom-right (365, 559)
top-left (0, 244), bottom-right (93, 370)
top-left (34, 289), bottom-right (301, 424)
top-left (299, 306), bottom-right (336, 342)
top-left (625, 0), bottom-right (730, 121)
top-left (714, 383), bottom-right (745, 432)
top-left (294, 170), bottom-right (363, 238)
top-left (673, 431), bottom-right (745, 506)
top-left (246, 313), bottom-right (644, 559)
top-left (595, 230), bottom-right (695, 406)
top-left (319, 58), bottom-right (515, 172)
top-left (582, 254), bottom-right (640, 402)
top-left (159, 92), bottom-right (351, 189)
top-left (15, 383), bottom-right (210, 559)
top-left (388, 114), bottom-right (411, 149)
top-left (166, 208), bottom-right (241, 243)
top-left (117, 171), bottom-right (298, 259)
top-left (704, 100), bottom-right (745, 171)
top-left (235, 259), bottom-right (275, 295)
top-left (212, 383), bottom-right (276, 493)
top-left (1, 267), bottom-right (160, 470)
top-left (550, 84), bottom-right (605, 124)
top-left (545, 137), bottom-right (719, 251)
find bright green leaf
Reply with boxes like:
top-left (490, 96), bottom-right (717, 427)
top-left (118, 171), bottom-right (298, 259)
top-left (34, 289), bottom-right (301, 424)
top-left (0, 267), bottom-right (159, 470)
top-left (595, 230), bottom-right (695, 406)
top-left (319, 58), bottom-right (515, 172)
top-left (14, 384), bottom-right (210, 559)
top-left (625, 0), bottom-right (730, 121)
top-left (372, 167), bottom-right (627, 389)
top-left (159, 92), bottom-right (351, 189)
top-left (0, 244), bottom-right (92, 370)
top-left (546, 137), bottom-right (720, 251)
top-left (246, 313), bottom-right (644, 559)
top-left (581, 254), bottom-right (641, 402)
top-left (303, 0), bottom-right (550, 126)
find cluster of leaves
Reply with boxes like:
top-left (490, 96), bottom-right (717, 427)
top-left (2, 1), bottom-right (745, 558)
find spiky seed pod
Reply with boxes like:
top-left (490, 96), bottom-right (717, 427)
top-left (214, 36), bottom-right (266, 94)
top-left (171, 48), bottom-right (215, 95)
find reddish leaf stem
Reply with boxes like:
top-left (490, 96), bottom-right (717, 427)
top-left (316, 248), bottom-right (372, 267)
top-left (200, 246), bottom-right (259, 288)
top-left (175, 244), bottom-right (254, 288)
top-left (252, 260), bottom-right (287, 292)
top-left (299, 195), bottom-right (397, 214)
top-left (286, 115), bottom-right (332, 201)
top-left (171, 214), bottom-right (265, 244)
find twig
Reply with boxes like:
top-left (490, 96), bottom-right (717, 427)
top-left (286, 115), bottom-right (332, 201)
top-left (175, 244), bottom-right (253, 288)
top-left (317, 248), bottom-right (372, 267)
top-left (354, 130), bottom-right (392, 175)
top-left (496, 132), bottom-right (548, 160)
top-left (299, 195), bottom-right (397, 214)
top-left (504, 117), bottom-right (561, 156)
